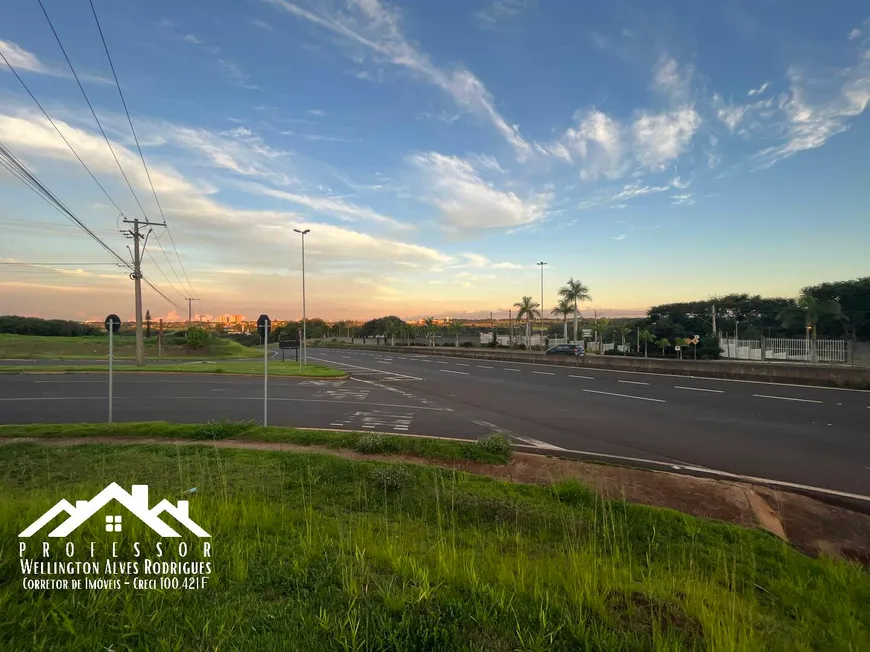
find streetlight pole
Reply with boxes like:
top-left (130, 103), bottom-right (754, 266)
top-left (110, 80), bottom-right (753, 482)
top-left (293, 228), bottom-right (310, 365)
top-left (537, 261), bottom-right (547, 348)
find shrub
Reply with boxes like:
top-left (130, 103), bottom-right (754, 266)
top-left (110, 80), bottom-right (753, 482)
top-left (355, 433), bottom-right (389, 454)
top-left (186, 326), bottom-right (208, 350)
top-left (369, 463), bottom-right (411, 492)
top-left (461, 341), bottom-right (473, 348)
top-left (191, 418), bottom-right (256, 440)
top-left (476, 432), bottom-right (513, 458)
top-left (550, 479), bottom-right (594, 505)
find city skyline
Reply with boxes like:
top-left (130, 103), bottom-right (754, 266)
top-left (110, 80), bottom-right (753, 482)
top-left (2, 1), bottom-right (868, 320)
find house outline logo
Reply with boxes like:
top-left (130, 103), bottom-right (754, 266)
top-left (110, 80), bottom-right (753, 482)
top-left (18, 483), bottom-right (210, 538)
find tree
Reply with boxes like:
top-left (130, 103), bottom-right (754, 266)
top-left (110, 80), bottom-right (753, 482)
top-left (448, 320), bottom-right (463, 347)
top-left (656, 337), bottom-right (670, 354)
top-left (558, 278), bottom-right (591, 343)
top-left (593, 317), bottom-right (610, 343)
top-left (617, 325), bottom-right (631, 353)
top-left (801, 276), bottom-right (870, 341)
top-left (423, 317), bottom-right (436, 347)
top-left (551, 298), bottom-right (573, 341)
top-left (145, 310), bottom-right (152, 338)
top-left (513, 296), bottom-right (540, 349)
top-left (186, 326), bottom-right (208, 351)
top-left (638, 329), bottom-right (655, 357)
top-left (778, 291), bottom-right (842, 362)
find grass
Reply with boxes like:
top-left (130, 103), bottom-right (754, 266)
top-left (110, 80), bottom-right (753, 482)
top-left (0, 333), bottom-right (261, 360)
top-left (0, 360), bottom-right (345, 377)
top-left (0, 422), bottom-right (514, 465)
top-left (0, 442), bottom-right (868, 650)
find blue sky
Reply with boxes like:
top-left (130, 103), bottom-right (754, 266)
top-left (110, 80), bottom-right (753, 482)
top-left (1, 0), bottom-right (868, 321)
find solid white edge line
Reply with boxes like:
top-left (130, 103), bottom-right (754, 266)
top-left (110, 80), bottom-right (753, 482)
top-left (675, 386), bottom-right (725, 393)
top-left (583, 389), bottom-right (666, 403)
top-left (753, 394), bottom-right (823, 404)
top-left (316, 348), bottom-right (869, 393)
top-left (440, 369), bottom-right (468, 375)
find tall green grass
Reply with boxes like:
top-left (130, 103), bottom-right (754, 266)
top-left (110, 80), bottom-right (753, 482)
top-left (0, 443), bottom-right (867, 650)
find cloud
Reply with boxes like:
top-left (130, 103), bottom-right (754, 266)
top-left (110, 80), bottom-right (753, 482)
top-left (475, 0), bottom-right (538, 28)
top-left (0, 39), bottom-right (111, 85)
top-left (217, 59), bottom-right (259, 90)
top-left (183, 34), bottom-right (205, 45)
top-left (671, 193), bottom-right (696, 206)
top-left (614, 182), bottom-right (671, 201)
top-left (612, 234), bottom-right (626, 241)
top-left (632, 107), bottom-right (701, 170)
top-left (308, 109), bottom-right (326, 116)
top-left (262, 0), bottom-right (531, 158)
top-left (252, 18), bottom-right (275, 31)
top-left (451, 253), bottom-right (523, 270)
top-left (411, 152), bottom-right (547, 229)
top-left (754, 54), bottom-right (870, 165)
top-left (560, 109), bottom-right (626, 180)
top-left (652, 56), bottom-right (693, 105)
top-left (849, 28), bottom-right (862, 41)
top-left (747, 81), bottom-right (770, 97)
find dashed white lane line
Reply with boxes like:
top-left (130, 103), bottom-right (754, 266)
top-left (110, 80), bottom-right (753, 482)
top-left (532, 371), bottom-right (555, 376)
top-left (505, 368), bottom-right (521, 372)
top-left (753, 394), bottom-right (822, 404)
top-left (440, 369), bottom-right (468, 375)
top-left (675, 386), bottom-right (724, 394)
top-left (435, 361), bottom-right (447, 364)
top-left (455, 363), bottom-right (470, 367)
top-left (476, 365), bottom-right (493, 369)
top-left (569, 375), bottom-right (595, 380)
top-left (422, 360), bottom-right (432, 363)
top-left (618, 380), bottom-right (649, 386)
top-left (583, 389), bottom-right (666, 403)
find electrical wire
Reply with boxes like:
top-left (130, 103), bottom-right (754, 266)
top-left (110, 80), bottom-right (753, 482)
top-left (144, 247), bottom-right (186, 301)
top-left (88, 0), bottom-right (197, 297)
top-left (37, 0), bottom-right (149, 222)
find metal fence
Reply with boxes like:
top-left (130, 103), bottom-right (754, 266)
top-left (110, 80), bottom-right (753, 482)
top-left (718, 335), bottom-right (847, 363)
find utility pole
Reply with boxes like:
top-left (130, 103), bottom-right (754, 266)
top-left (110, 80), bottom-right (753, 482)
top-left (509, 309), bottom-right (513, 347)
top-left (185, 298), bottom-right (199, 325)
top-left (711, 304), bottom-right (717, 337)
top-left (123, 217), bottom-right (164, 367)
top-left (537, 261), bottom-right (547, 348)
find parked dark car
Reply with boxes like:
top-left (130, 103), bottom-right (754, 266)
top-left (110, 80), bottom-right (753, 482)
top-left (545, 343), bottom-right (584, 356)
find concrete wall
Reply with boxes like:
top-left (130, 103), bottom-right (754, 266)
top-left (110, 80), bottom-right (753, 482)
top-left (317, 343), bottom-right (870, 389)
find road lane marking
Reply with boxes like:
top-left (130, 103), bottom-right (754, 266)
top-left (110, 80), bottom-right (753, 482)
top-left (505, 368), bottom-right (521, 372)
top-left (569, 375), bottom-right (595, 380)
top-left (440, 369), bottom-right (468, 375)
top-left (436, 361), bottom-right (447, 364)
top-left (532, 371), bottom-right (555, 376)
top-left (675, 386), bottom-right (724, 393)
top-left (476, 365), bottom-right (493, 369)
top-left (583, 389), bottom-right (666, 403)
top-left (752, 394), bottom-right (822, 404)
top-left (510, 435), bottom-right (567, 451)
top-left (455, 363), bottom-right (470, 367)
top-left (375, 361), bottom-right (392, 364)
top-left (307, 356), bottom-right (423, 381)
top-left (618, 380), bottom-right (649, 385)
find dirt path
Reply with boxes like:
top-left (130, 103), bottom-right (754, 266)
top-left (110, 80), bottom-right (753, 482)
top-left (3, 436), bottom-right (869, 564)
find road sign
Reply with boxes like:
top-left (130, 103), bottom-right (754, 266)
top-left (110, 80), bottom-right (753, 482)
top-left (279, 339), bottom-right (300, 350)
top-left (690, 335), bottom-right (700, 345)
top-left (104, 314), bottom-right (121, 333)
top-left (582, 329), bottom-right (592, 338)
top-left (675, 345), bottom-right (681, 351)
top-left (257, 314), bottom-right (271, 339)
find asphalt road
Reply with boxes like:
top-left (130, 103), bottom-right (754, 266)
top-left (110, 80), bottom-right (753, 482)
top-left (1, 347), bottom-right (868, 495)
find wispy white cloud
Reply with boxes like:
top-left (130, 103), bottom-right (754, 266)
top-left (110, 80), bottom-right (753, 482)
top-left (652, 56), bottom-right (693, 105)
top-left (747, 81), bottom-right (770, 97)
top-left (475, 0), bottom-right (538, 28)
top-left (252, 18), bottom-right (275, 31)
top-left (183, 34), bottom-right (205, 45)
top-left (411, 152), bottom-right (547, 229)
top-left (671, 193), bottom-right (696, 206)
top-left (849, 28), bottom-right (862, 41)
top-left (217, 59), bottom-right (259, 90)
top-left (262, 0), bottom-right (532, 158)
top-left (612, 234), bottom-right (626, 241)
top-left (308, 109), bottom-right (326, 116)
top-left (451, 253), bottom-right (523, 270)
top-left (632, 107), bottom-right (701, 170)
top-left (0, 39), bottom-right (111, 85)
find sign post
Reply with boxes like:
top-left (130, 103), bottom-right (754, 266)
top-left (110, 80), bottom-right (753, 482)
top-left (104, 314), bottom-right (120, 424)
top-left (257, 314), bottom-right (271, 426)
top-left (297, 328), bottom-right (303, 373)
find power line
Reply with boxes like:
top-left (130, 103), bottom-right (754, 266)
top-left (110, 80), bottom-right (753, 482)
top-left (88, 0), bottom-right (196, 298)
top-left (142, 274), bottom-right (184, 311)
top-left (0, 49), bottom-right (128, 218)
top-left (0, 141), bottom-right (130, 268)
top-left (37, 0), bottom-right (150, 223)
top-left (144, 247), bottom-right (186, 301)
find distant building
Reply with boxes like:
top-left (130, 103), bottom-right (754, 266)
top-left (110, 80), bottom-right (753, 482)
top-left (216, 314), bottom-right (244, 324)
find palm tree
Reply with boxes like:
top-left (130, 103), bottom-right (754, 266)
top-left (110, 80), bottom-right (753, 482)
top-left (778, 291), bottom-right (841, 362)
top-left (657, 337), bottom-right (670, 355)
top-left (558, 278), bottom-right (592, 343)
top-left (449, 321), bottom-right (463, 347)
top-left (424, 317), bottom-right (436, 347)
top-left (617, 325), bottom-right (631, 354)
top-left (638, 329), bottom-right (655, 357)
top-left (513, 296), bottom-right (541, 349)
top-left (551, 298), bottom-right (573, 342)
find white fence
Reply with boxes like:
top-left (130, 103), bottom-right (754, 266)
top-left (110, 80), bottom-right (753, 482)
top-left (718, 335), bottom-right (847, 363)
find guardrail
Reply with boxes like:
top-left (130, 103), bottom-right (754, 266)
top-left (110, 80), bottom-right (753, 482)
top-left (314, 343), bottom-right (870, 389)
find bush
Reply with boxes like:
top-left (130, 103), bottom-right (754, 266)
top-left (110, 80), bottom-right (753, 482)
top-left (461, 341), bottom-right (473, 348)
top-left (369, 463), bottom-right (411, 492)
top-left (476, 432), bottom-right (513, 458)
top-left (191, 419), bottom-right (256, 440)
top-left (355, 433), bottom-right (390, 454)
top-left (550, 479), bottom-right (593, 505)
top-left (186, 326), bottom-right (209, 350)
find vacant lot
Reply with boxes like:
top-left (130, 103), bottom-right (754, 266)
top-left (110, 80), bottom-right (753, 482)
top-left (0, 436), bottom-right (867, 650)
top-left (0, 333), bottom-right (260, 360)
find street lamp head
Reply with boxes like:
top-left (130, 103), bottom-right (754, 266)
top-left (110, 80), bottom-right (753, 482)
top-left (294, 228), bottom-right (311, 235)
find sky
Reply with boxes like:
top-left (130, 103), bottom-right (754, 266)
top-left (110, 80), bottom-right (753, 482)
top-left (1, 0), bottom-right (868, 322)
